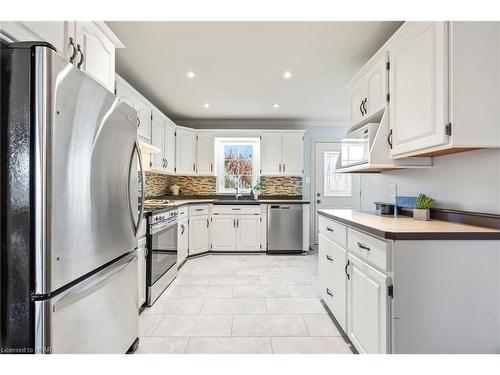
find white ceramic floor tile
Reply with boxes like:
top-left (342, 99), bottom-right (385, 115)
top-left (135, 337), bottom-right (189, 354)
top-left (259, 274), bottom-right (311, 285)
top-left (153, 315), bottom-right (233, 337)
top-left (185, 337), bottom-right (272, 354)
top-left (232, 314), bottom-right (309, 337)
top-left (271, 337), bottom-right (353, 354)
top-left (302, 314), bottom-right (344, 337)
top-left (143, 298), bottom-right (205, 315)
top-left (164, 285), bottom-right (233, 298)
top-left (288, 285), bottom-right (321, 298)
top-left (201, 298), bottom-right (266, 314)
top-left (233, 285), bottom-right (290, 298)
top-left (139, 314), bottom-right (163, 336)
top-left (209, 274), bottom-right (261, 285)
top-left (266, 298), bottom-right (325, 314)
top-left (174, 275), bottom-right (212, 285)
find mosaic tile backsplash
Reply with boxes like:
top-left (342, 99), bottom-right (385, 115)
top-left (145, 172), bottom-right (302, 197)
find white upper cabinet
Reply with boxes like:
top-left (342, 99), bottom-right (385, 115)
top-left (388, 22), bottom-right (448, 157)
top-left (175, 127), bottom-right (197, 175)
top-left (281, 132), bottom-right (304, 176)
top-left (196, 132), bottom-right (215, 175)
top-left (261, 131), bottom-right (304, 176)
top-left (1, 21), bottom-right (123, 92)
top-left (387, 21), bottom-right (500, 158)
top-left (347, 52), bottom-right (388, 127)
top-left (260, 132), bottom-right (282, 175)
top-left (74, 22), bottom-right (121, 92)
top-left (115, 75), bottom-right (152, 143)
top-left (150, 108), bottom-right (166, 172)
top-left (164, 119), bottom-right (176, 174)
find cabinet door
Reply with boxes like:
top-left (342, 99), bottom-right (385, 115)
top-left (364, 54), bottom-right (387, 118)
top-left (349, 79), bottom-right (364, 126)
top-left (281, 133), bottom-right (304, 176)
top-left (175, 128), bottom-right (196, 174)
top-left (177, 219), bottom-right (189, 265)
top-left (115, 76), bottom-right (136, 109)
top-left (188, 215), bottom-right (209, 255)
top-left (318, 234), bottom-right (347, 332)
top-left (347, 253), bottom-right (389, 354)
top-left (211, 215), bottom-right (237, 251)
top-left (150, 108), bottom-right (165, 172)
top-left (196, 132), bottom-right (215, 175)
top-left (164, 119), bottom-right (176, 174)
top-left (75, 22), bottom-right (116, 91)
top-left (260, 132), bottom-right (282, 175)
top-left (236, 215), bottom-right (261, 251)
top-left (389, 22), bottom-right (448, 157)
top-left (135, 96), bottom-right (152, 142)
top-left (137, 238), bottom-right (147, 308)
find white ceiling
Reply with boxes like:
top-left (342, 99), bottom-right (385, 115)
top-left (107, 21), bottom-right (402, 122)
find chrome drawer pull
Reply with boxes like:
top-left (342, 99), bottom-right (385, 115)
top-left (326, 227), bottom-right (334, 232)
top-left (357, 242), bottom-right (370, 251)
top-left (326, 288), bottom-right (333, 297)
top-left (326, 255), bottom-right (333, 262)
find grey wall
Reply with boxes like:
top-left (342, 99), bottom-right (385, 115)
top-left (359, 149), bottom-right (500, 214)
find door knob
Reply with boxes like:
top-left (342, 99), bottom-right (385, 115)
top-left (317, 200), bottom-right (321, 204)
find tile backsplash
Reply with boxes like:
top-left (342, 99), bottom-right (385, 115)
top-left (145, 172), bottom-right (302, 197)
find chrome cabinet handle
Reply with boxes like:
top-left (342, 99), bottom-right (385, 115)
top-left (206, 219), bottom-right (209, 228)
top-left (195, 208), bottom-right (204, 212)
top-left (210, 163), bottom-right (213, 172)
top-left (69, 37), bottom-right (77, 63)
top-left (233, 219), bottom-right (236, 228)
top-left (193, 163), bottom-right (196, 172)
top-left (137, 117), bottom-right (141, 128)
top-left (326, 255), bottom-right (333, 261)
top-left (76, 44), bottom-right (84, 69)
top-left (283, 164), bottom-right (286, 172)
top-left (326, 227), bottom-right (333, 232)
top-left (236, 219), bottom-right (239, 228)
top-left (231, 208), bottom-right (241, 211)
top-left (345, 260), bottom-right (350, 280)
top-left (165, 159), bottom-right (168, 169)
top-left (279, 164), bottom-right (281, 172)
top-left (359, 100), bottom-right (364, 115)
top-left (387, 129), bottom-right (393, 149)
top-left (362, 97), bottom-right (368, 114)
top-left (326, 288), bottom-right (333, 297)
top-left (181, 224), bottom-right (185, 235)
top-left (357, 242), bottom-right (370, 251)
top-left (317, 200), bottom-right (321, 204)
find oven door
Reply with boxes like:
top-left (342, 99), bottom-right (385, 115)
top-left (149, 218), bottom-right (178, 286)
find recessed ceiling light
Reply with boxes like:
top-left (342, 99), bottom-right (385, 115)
top-left (203, 103), bottom-right (210, 108)
top-left (186, 71), bottom-right (196, 79)
top-left (282, 71), bottom-right (292, 79)
top-left (272, 103), bottom-right (280, 108)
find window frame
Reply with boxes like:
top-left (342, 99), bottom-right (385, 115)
top-left (214, 137), bottom-right (260, 194)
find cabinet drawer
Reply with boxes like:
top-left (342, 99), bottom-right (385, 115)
top-left (189, 204), bottom-right (210, 216)
top-left (177, 205), bottom-right (188, 219)
top-left (347, 228), bottom-right (390, 271)
top-left (212, 205), bottom-right (261, 215)
top-left (319, 216), bottom-right (347, 248)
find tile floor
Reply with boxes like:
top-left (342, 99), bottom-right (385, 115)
top-left (137, 253), bottom-right (354, 354)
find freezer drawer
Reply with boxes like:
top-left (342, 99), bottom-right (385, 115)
top-left (34, 252), bottom-right (139, 354)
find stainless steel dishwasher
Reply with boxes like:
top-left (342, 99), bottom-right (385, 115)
top-left (267, 204), bottom-right (303, 254)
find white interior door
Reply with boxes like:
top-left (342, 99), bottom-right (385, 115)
top-left (313, 142), bottom-right (361, 246)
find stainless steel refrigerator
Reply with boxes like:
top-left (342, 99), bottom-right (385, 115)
top-left (0, 41), bottom-right (145, 353)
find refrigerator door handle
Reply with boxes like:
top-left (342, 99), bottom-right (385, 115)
top-left (52, 252), bottom-right (137, 313)
top-left (128, 138), bottom-right (145, 236)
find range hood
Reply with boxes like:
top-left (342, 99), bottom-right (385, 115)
top-left (335, 110), bottom-right (432, 173)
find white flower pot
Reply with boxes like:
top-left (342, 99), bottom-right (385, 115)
top-left (413, 208), bottom-right (430, 221)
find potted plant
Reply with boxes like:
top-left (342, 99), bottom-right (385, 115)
top-left (252, 179), bottom-right (263, 200)
top-left (413, 194), bottom-right (434, 221)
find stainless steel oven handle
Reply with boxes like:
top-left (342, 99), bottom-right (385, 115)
top-left (150, 221), bottom-right (178, 235)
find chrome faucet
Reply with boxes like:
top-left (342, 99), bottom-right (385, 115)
top-left (235, 186), bottom-right (242, 200)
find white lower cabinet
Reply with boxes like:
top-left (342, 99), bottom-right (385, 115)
top-left (347, 253), bottom-right (389, 354)
top-left (211, 214), bottom-right (261, 252)
top-left (137, 237), bottom-right (147, 309)
top-left (236, 216), bottom-right (261, 251)
top-left (318, 234), bottom-right (347, 332)
top-left (177, 217), bottom-right (189, 265)
top-left (188, 215), bottom-right (210, 255)
top-left (318, 216), bottom-right (391, 354)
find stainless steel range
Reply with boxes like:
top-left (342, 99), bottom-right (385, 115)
top-left (146, 208), bottom-right (178, 306)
